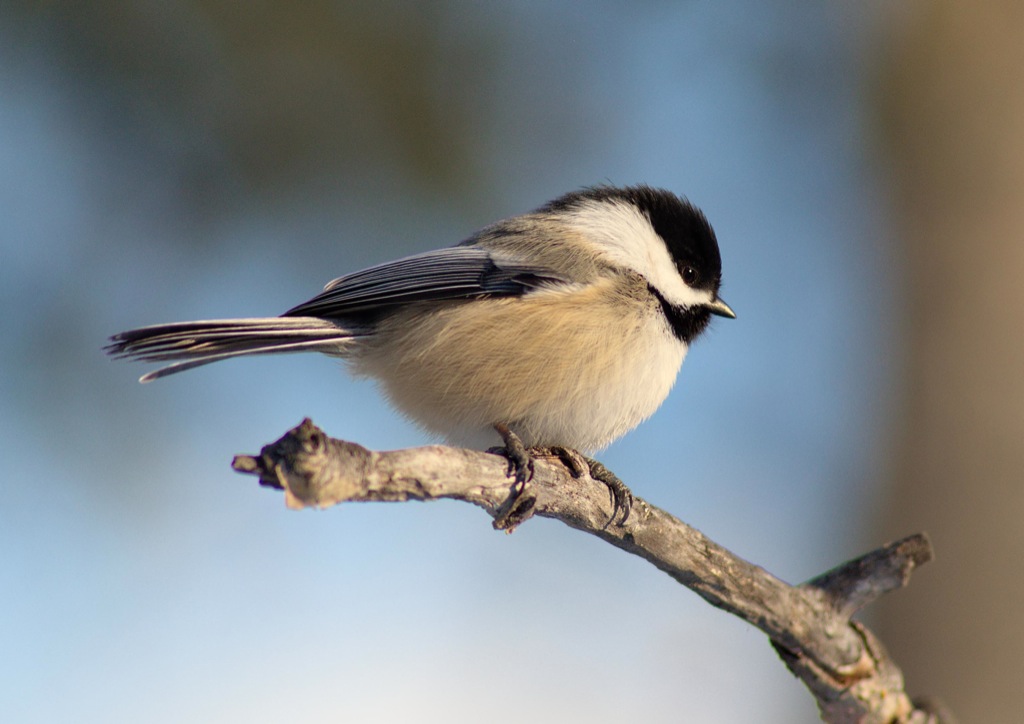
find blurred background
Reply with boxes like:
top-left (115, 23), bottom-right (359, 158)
top-left (1, 2), bottom-right (1021, 722)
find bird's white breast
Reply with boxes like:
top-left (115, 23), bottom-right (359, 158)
top-left (353, 275), bottom-right (687, 452)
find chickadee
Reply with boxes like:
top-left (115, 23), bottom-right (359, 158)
top-left (108, 185), bottom-right (734, 519)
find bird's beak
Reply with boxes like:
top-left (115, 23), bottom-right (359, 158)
top-left (707, 297), bottom-right (736, 319)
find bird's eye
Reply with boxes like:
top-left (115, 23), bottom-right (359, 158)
top-left (681, 266), bottom-right (699, 286)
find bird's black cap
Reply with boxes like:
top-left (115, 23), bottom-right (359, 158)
top-left (539, 184), bottom-right (723, 295)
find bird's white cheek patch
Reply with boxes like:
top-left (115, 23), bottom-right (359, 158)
top-left (664, 285), bottom-right (715, 310)
top-left (564, 200), bottom-right (709, 309)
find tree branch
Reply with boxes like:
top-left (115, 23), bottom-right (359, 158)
top-left (232, 419), bottom-right (954, 724)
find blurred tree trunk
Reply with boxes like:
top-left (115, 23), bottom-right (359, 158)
top-left (873, 2), bottom-right (1024, 720)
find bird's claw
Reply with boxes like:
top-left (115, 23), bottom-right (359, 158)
top-left (584, 457), bottom-right (634, 526)
top-left (491, 426), bottom-right (634, 529)
top-left (536, 446), bottom-right (633, 524)
top-left (492, 423), bottom-right (537, 532)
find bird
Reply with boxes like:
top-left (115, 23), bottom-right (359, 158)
top-left (107, 184), bottom-right (734, 523)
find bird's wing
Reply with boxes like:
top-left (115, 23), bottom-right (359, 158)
top-left (283, 246), bottom-right (568, 319)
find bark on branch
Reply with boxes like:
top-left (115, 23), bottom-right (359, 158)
top-left (232, 418), bottom-right (954, 724)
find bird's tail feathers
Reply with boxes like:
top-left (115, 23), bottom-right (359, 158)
top-left (105, 317), bottom-right (357, 382)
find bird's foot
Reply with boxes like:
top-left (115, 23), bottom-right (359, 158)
top-left (490, 426), bottom-right (633, 529)
top-left (491, 423), bottom-right (537, 532)
top-left (531, 446), bottom-right (633, 526)
top-left (583, 456), bottom-right (633, 525)
top-left (493, 423), bottom-right (534, 485)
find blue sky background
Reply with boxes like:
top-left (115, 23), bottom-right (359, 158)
top-left (1, 3), bottom-right (901, 722)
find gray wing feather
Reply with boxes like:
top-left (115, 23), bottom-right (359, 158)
top-left (284, 247), bottom-right (566, 319)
